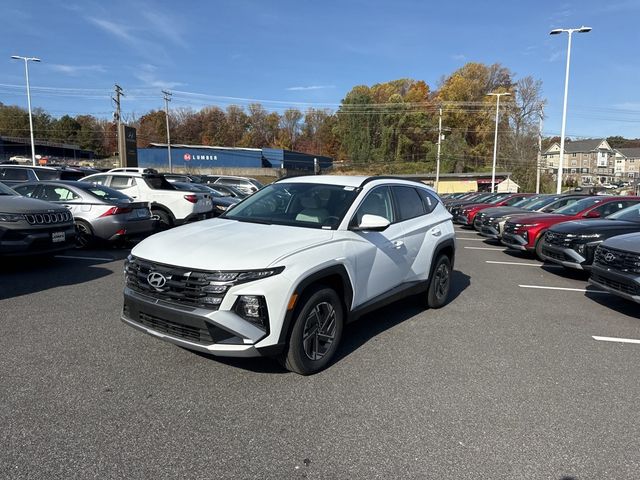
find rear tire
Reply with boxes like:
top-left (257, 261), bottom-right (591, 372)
top-left (152, 209), bottom-right (173, 230)
top-left (75, 220), bottom-right (94, 249)
top-left (282, 287), bottom-right (344, 375)
top-left (427, 255), bottom-right (452, 308)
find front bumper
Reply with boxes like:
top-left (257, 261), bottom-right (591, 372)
top-left (122, 287), bottom-right (273, 357)
top-left (455, 215), bottom-right (470, 225)
top-left (540, 243), bottom-right (587, 270)
top-left (0, 223), bottom-right (76, 256)
top-left (480, 224), bottom-right (500, 240)
top-left (589, 265), bottom-right (640, 304)
top-left (501, 232), bottom-right (529, 251)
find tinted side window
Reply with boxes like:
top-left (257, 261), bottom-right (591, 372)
top-left (110, 176), bottom-right (135, 189)
top-left (352, 187), bottom-right (394, 225)
top-left (1, 168), bottom-right (29, 181)
top-left (39, 185), bottom-right (79, 202)
top-left (13, 184), bottom-right (38, 197)
top-left (35, 169), bottom-right (59, 180)
top-left (393, 186), bottom-right (425, 221)
top-left (85, 175), bottom-right (109, 186)
top-left (594, 200), bottom-right (639, 217)
top-left (417, 189), bottom-right (439, 214)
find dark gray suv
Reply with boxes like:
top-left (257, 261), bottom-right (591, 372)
top-left (0, 182), bottom-right (76, 256)
top-left (589, 232), bottom-right (640, 304)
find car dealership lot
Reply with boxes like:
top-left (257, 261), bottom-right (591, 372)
top-left (1, 230), bottom-right (639, 479)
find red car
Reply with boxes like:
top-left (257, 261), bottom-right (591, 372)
top-left (455, 193), bottom-right (535, 226)
top-left (501, 196), bottom-right (640, 258)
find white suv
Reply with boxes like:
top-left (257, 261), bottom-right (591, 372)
top-left (121, 176), bottom-right (456, 374)
top-left (82, 171), bottom-right (212, 227)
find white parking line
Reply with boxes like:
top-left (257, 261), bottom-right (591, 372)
top-left (487, 260), bottom-right (545, 267)
top-left (518, 284), bottom-right (609, 293)
top-left (464, 246), bottom-right (505, 251)
top-left (456, 237), bottom-right (486, 241)
top-left (56, 255), bottom-right (114, 261)
top-left (593, 336), bottom-right (640, 345)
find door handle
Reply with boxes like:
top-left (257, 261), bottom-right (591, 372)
top-left (392, 240), bottom-right (404, 249)
top-left (432, 228), bottom-right (442, 237)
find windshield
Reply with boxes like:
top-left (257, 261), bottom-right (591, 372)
top-left (553, 197), bottom-right (602, 216)
top-left (222, 182), bottom-right (359, 229)
top-left (82, 185), bottom-right (132, 202)
top-left (523, 196), bottom-right (560, 211)
top-left (511, 196), bottom-right (540, 208)
top-left (607, 203), bottom-right (640, 223)
top-left (0, 182), bottom-right (18, 195)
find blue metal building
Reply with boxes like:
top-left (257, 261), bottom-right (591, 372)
top-left (138, 144), bottom-right (332, 172)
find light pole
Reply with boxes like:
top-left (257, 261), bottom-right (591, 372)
top-left (162, 90), bottom-right (173, 172)
top-left (487, 92), bottom-right (510, 193)
top-left (550, 26), bottom-right (591, 194)
top-left (11, 55), bottom-right (41, 166)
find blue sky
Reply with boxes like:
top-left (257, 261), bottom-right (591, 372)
top-left (1, 0), bottom-right (639, 139)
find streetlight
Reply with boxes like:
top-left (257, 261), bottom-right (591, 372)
top-left (11, 55), bottom-right (41, 167)
top-left (550, 26), bottom-right (591, 194)
top-left (487, 92), bottom-right (510, 193)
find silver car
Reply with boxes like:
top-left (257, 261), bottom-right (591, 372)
top-left (13, 181), bottom-right (156, 247)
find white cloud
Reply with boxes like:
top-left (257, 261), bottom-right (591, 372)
top-left (286, 85), bottom-right (335, 91)
top-left (134, 64), bottom-right (184, 90)
top-left (49, 64), bottom-right (106, 76)
top-left (87, 17), bottom-right (136, 44)
top-left (452, 54), bottom-right (466, 61)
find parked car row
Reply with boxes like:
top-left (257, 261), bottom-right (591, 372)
top-left (0, 164), bottom-right (264, 256)
top-left (446, 191), bottom-right (640, 306)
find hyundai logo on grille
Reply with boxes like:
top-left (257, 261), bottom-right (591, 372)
top-left (147, 272), bottom-right (167, 289)
top-left (604, 252), bottom-right (616, 263)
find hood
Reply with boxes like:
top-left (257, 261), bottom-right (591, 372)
top-left (0, 195), bottom-right (68, 213)
top-left (551, 219), bottom-right (640, 235)
top-left (213, 197), bottom-right (240, 207)
top-left (131, 218), bottom-right (334, 270)
top-left (506, 213), bottom-right (565, 225)
top-left (602, 232), bottom-right (640, 253)
top-left (479, 206), bottom-right (526, 218)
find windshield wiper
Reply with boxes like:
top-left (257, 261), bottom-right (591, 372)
top-left (231, 217), bottom-right (273, 225)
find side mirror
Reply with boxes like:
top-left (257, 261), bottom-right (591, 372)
top-left (353, 214), bottom-right (390, 231)
top-left (584, 210), bottom-right (601, 218)
top-left (541, 206), bottom-right (556, 213)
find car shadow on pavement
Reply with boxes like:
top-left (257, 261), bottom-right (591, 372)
top-left (201, 270), bottom-right (472, 375)
top-left (333, 269), bottom-right (471, 366)
top-left (0, 250), bottom-right (128, 300)
top-left (585, 286), bottom-right (640, 320)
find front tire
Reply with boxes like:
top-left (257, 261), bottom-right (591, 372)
top-left (427, 255), bottom-right (452, 308)
top-left (534, 231), bottom-right (547, 260)
top-left (283, 287), bottom-right (344, 375)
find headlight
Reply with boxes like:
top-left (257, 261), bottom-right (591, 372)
top-left (215, 204), bottom-right (228, 211)
top-left (234, 295), bottom-right (269, 331)
top-left (515, 223), bottom-right (540, 228)
top-left (0, 212), bottom-right (24, 222)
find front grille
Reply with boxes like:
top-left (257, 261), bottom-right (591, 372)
top-left (504, 223), bottom-right (516, 234)
top-left (545, 231), bottom-right (570, 246)
top-left (138, 311), bottom-right (213, 343)
top-left (591, 273), bottom-right (638, 296)
top-left (24, 211), bottom-right (72, 225)
top-left (125, 257), bottom-right (228, 309)
top-left (594, 246), bottom-right (640, 273)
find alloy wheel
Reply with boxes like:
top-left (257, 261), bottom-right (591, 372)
top-left (302, 301), bottom-right (337, 361)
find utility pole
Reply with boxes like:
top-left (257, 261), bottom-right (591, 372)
top-left (162, 90), bottom-right (173, 173)
top-left (536, 105), bottom-right (544, 194)
top-left (113, 84), bottom-right (124, 167)
top-left (436, 107), bottom-right (443, 193)
top-left (487, 92), bottom-right (511, 193)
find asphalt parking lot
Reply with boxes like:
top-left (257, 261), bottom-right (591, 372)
top-left (1, 227), bottom-right (639, 480)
